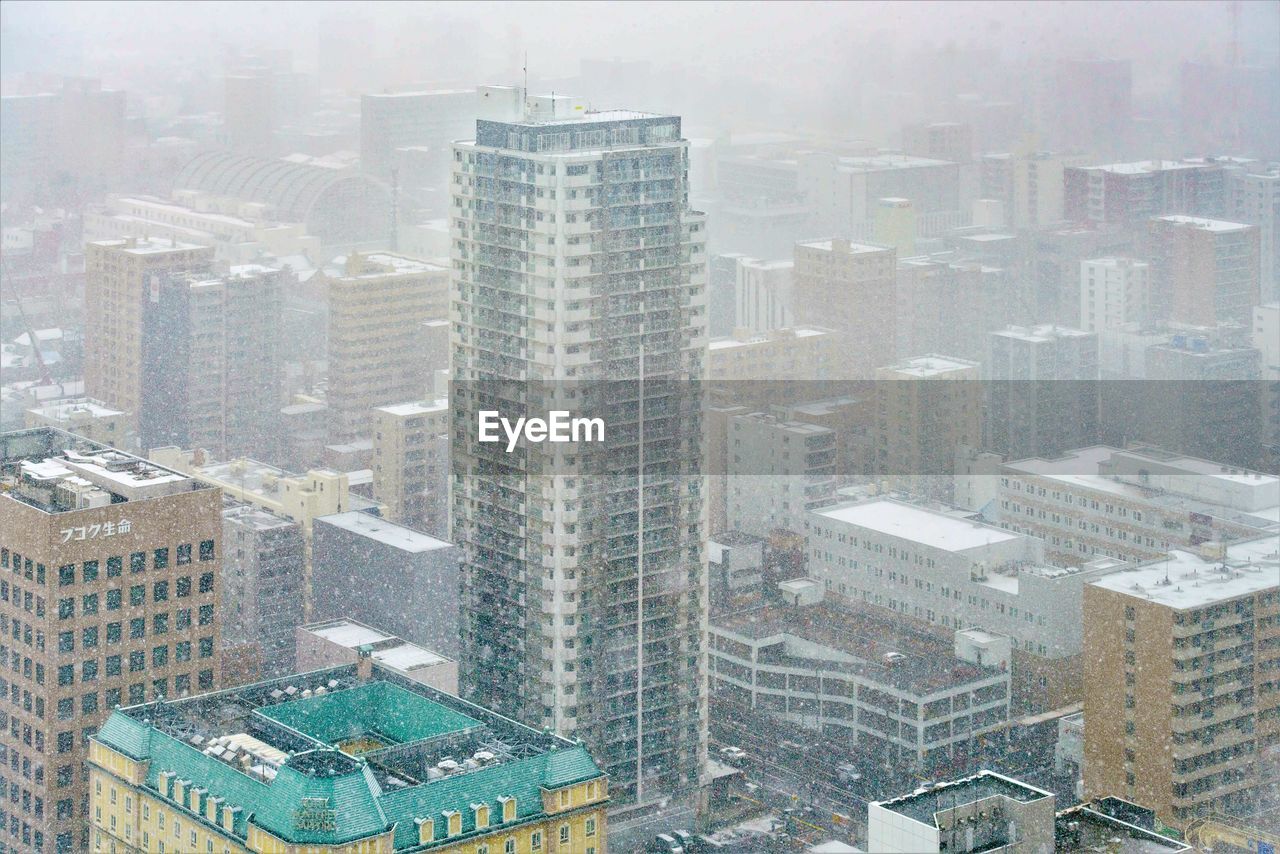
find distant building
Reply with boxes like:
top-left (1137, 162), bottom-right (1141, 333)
top-left (320, 253), bottom-right (447, 443)
top-left (1064, 159), bottom-right (1225, 226)
top-left (980, 150), bottom-right (1088, 230)
top-left (902, 121), bottom-right (972, 163)
top-left (996, 445), bottom-right (1279, 565)
top-left (83, 237), bottom-right (215, 443)
top-left (1083, 536), bottom-right (1280, 827)
top-left (1148, 215), bottom-right (1260, 328)
top-left (138, 263), bottom-right (284, 458)
top-left (296, 618), bottom-right (457, 692)
top-left (985, 325), bottom-right (1099, 460)
top-left (370, 399), bottom-right (449, 538)
top-left (1055, 799), bottom-right (1191, 852)
top-left (708, 326), bottom-right (843, 385)
top-left (725, 412), bottom-right (837, 539)
top-left (359, 85), bottom-right (523, 183)
top-left (24, 398), bottom-right (127, 446)
top-left (801, 153), bottom-right (964, 241)
top-left (708, 533), bottom-right (766, 610)
top-left (874, 355), bottom-right (982, 489)
top-left (89, 661), bottom-right (608, 854)
top-left (869, 770), bottom-right (1055, 853)
top-left (1079, 257), bottom-right (1151, 333)
top-left (793, 238), bottom-right (897, 378)
top-left (895, 259), bottom-right (1021, 362)
top-left (311, 511), bottom-right (461, 658)
top-left (732, 256), bottom-right (794, 333)
top-left (220, 499), bottom-right (305, 681)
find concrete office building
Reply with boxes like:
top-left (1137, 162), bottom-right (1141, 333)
top-left (707, 326), bottom-right (843, 384)
top-left (733, 256), bottom-right (794, 333)
top-left (1064, 159), bottom-right (1225, 226)
top-left (874, 356), bottom-right (982, 491)
top-left (83, 238), bottom-right (215, 443)
top-left (83, 193), bottom-right (323, 264)
top-left (220, 499), bottom-right (305, 681)
top-left (138, 264), bottom-right (284, 459)
top-left (0, 429), bottom-right (222, 852)
top-left (451, 104), bottom-right (708, 801)
top-left (370, 399), bottom-right (449, 538)
top-left (793, 238), bottom-right (897, 378)
top-left (724, 412), bottom-right (837, 539)
top-left (801, 153), bottom-right (964, 241)
top-left (869, 771), bottom-right (1056, 853)
top-left (1083, 536), bottom-right (1280, 827)
top-left (985, 325), bottom-right (1099, 460)
top-left (320, 253), bottom-right (447, 444)
top-left (360, 85), bottom-right (523, 184)
top-left (89, 662), bottom-right (608, 854)
top-left (1149, 215), bottom-right (1261, 328)
top-left (311, 511), bottom-right (460, 659)
top-left (980, 151), bottom-right (1088, 230)
top-left (806, 497), bottom-right (1125, 713)
top-left (1079, 257), bottom-right (1151, 332)
top-left (710, 603), bottom-right (1010, 773)
top-left (995, 445), bottom-right (1279, 566)
top-left (1226, 165), bottom-right (1280, 302)
top-left (296, 618), bottom-right (457, 693)
top-left (895, 259), bottom-right (1022, 363)
top-left (24, 400), bottom-right (127, 447)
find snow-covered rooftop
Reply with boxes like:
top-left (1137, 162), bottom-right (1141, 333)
top-left (316, 511), bottom-right (452, 553)
top-left (815, 498), bottom-right (1021, 552)
top-left (1089, 537), bottom-right (1280, 608)
top-left (1155, 215), bottom-right (1252, 233)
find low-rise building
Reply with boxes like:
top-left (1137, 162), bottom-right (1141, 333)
top-left (710, 602), bottom-right (1010, 774)
top-left (311, 511), bottom-right (461, 658)
top-left (24, 397), bottom-right (127, 446)
top-left (296, 618), bottom-right (458, 693)
top-left (89, 661), bottom-right (608, 854)
top-left (371, 398), bottom-right (449, 538)
top-left (996, 445), bottom-right (1279, 565)
top-left (868, 771), bottom-right (1055, 853)
top-left (806, 497), bottom-right (1126, 712)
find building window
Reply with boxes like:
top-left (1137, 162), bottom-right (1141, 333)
top-left (56, 732), bottom-right (73, 754)
top-left (129, 652), bottom-right (145, 673)
top-left (105, 590), bottom-right (122, 610)
top-left (176, 577), bottom-right (191, 598)
top-left (81, 694), bottom-right (97, 715)
top-left (129, 586), bottom-right (145, 607)
top-left (176, 545), bottom-right (191, 566)
top-left (82, 627), bottom-right (99, 649)
top-left (106, 557), bottom-right (122, 578)
top-left (153, 614), bottom-right (168, 635)
top-left (560, 825), bottom-right (570, 845)
top-left (58, 566), bottom-right (75, 586)
top-left (586, 817), bottom-right (596, 837)
top-left (531, 830), bottom-right (542, 850)
top-left (82, 661), bottom-right (98, 681)
top-left (130, 552), bottom-right (146, 573)
top-left (57, 665), bottom-right (74, 686)
top-left (199, 541), bottom-right (215, 561)
top-left (154, 549), bottom-right (169, 570)
top-left (153, 582), bottom-right (168, 602)
top-left (152, 646), bottom-right (168, 667)
top-left (58, 599), bottom-right (73, 619)
top-left (198, 605), bottom-right (213, 625)
top-left (175, 642), bottom-right (191, 663)
top-left (83, 560), bottom-right (99, 582)
top-left (199, 638), bottom-right (214, 658)
top-left (198, 670), bottom-right (213, 690)
top-left (198, 573), bottom-right (214, 594)
top-left (130, 618), bottom-right (145, 639)
top-left (81, 594), bottom-right (98, 615)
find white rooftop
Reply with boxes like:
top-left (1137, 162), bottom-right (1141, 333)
top-left (376, 398), bottom-right (448, 417)
top-left (1090, 538), bottom-right (1280, 608)
top-left (316, 511), bottom-right (452, 552)
top-left (308, 620), bottom-right (393, 648)
top-left (992, 324), bottom-right (1093, 343)
top-left (1087, 160), bottom-right (1210, 175)
top-left (90, 236), bottom-right (206, 254)
top-left (797, 238), bottom-right (891, 254)
top-left (881, 354), bottom-right (979, 377)
top-left (815, 499), bottom-right (1021, 552)
top-left (1155, 215), bottom-right (1252, 233)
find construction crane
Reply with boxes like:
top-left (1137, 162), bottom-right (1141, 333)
top-left (0, 254), bottom-right (55, 387)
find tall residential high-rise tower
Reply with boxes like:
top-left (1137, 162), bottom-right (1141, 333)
top-left (451, 101), bottom-right (708, 803)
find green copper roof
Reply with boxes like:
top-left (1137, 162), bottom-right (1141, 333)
top-left (258, 681), bottom-right (482, 746)
top-left (92, 679), bottom-right (606, 851)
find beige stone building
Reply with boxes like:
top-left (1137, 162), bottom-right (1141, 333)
top-left (371, 399), bottom-right (449, 537)
top-left (24, 399), bottom-right (128, 447)
top-left (792, 238), bottom-right (896, 378)
top-left (82, 237), bottom-right (214, 439)
top-left (1083, 537), bottom-right (1280, 828)
top-left (0, 428), bottom-right (222, 852)
top-left (873, 355), bottom-right (981, 493)
top-left (319, 253), bottom-right (448, 443)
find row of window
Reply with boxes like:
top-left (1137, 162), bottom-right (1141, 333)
top-left (57, 578), bottom-right (214, 620)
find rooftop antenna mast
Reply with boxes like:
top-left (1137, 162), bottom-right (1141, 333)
top-left (522, 51), bottom-right (528, 117)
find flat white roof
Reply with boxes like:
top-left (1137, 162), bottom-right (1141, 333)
top-left (797, 238), bottom-right (890, 254)
top-left (992, 324), bottom-right (1093, 343)
top-left (1090, 538), bottom-right (1280, 608)
top-left (309, 621), bottom-right (392, 648)
top-left (317, 511), bottom-right (452, 552)
top-left (1155, 215), bottom-right (1252, 233)
top-left (880, 354), bottom-right (978, 377)
top-left (815, 499), bottom-right (1021, 552)
top-left (376, 398), bottom-right (448, 417)
top-left (375, 641), bottom-right (449, 671)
